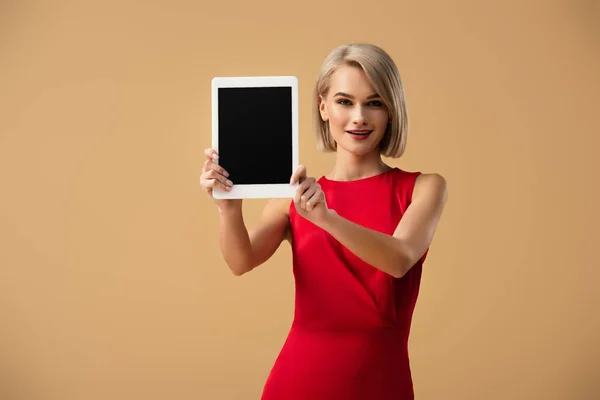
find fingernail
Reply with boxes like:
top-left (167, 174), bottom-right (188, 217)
top-left (224, 171), bottom-right (229, 177)
top-left (226, 186), bottom-right (232, 191)
top-left (212, 154), bottom-right (219, 160)
top-left (226, 179), bottom-right (233, 186)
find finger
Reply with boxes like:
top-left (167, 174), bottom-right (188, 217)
top-left (300, 184), bottom-right (318, 210)
top-left (204, 148), bottom-right (219, 162)
top-left (203, 178), bottom-right (232, 192)
top-left (203, 159), bottom-right (229, 177)
top-left (205, 169), bottom-right (233, 188)
top-left (199, 175), bottom-right (212, 195)
top-left (201, 170), bottom-right (232, 192)
top-left (290, 164), bottom-right (306, 184)
top-left (199, 173), bottom-right (214, 194)
top-left (294, 177), bottom-right (314, 204)
top-left (306, 189), bottom-right (323, 211)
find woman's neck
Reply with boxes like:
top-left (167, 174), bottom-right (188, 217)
top-left (327, 149), bottom-right (391, 182)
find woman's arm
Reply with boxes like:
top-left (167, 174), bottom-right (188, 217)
top-left (317, 173), bottom-right (448, 278)
top-left (219, 198), bottom-right (290, 276)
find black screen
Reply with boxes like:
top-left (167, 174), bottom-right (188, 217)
top-left (218, 87), bottom-right (292, 185)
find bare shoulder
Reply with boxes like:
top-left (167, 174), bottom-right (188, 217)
top-left (261, 198), bottom-right (292, 242)
top-left (264, 197), bottom-right (292, 217)
top-left (414, 173), bottom-right (448, 203)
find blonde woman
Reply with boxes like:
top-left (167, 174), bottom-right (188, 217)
top-left (200, 43), bottom-right (448, 399)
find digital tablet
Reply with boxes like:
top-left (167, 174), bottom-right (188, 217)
top-left (211, 76), bottom-right (299, 199)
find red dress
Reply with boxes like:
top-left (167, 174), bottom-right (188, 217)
top-left (261, 168), bottom-right (428, 400)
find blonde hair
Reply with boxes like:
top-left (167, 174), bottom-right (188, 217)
top-left (313, 43), bottom-right (408, 158)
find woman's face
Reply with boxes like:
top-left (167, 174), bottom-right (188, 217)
top-left (319, 65), bottom-right (389, 157)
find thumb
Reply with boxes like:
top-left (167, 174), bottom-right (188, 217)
top-left (290, 164), bottom-right (306, 184)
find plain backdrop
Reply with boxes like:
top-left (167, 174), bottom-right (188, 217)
top-left (1, 1), bottom-right (599, 399)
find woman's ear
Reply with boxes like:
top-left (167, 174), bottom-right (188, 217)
top-left (319, 95), bottom-right (329, 122)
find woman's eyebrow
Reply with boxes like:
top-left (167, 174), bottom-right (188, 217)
top-left (333, 92), bottom-right (380, 99)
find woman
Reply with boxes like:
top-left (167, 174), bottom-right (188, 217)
top-left (200, 43), bottom-right (448, 400)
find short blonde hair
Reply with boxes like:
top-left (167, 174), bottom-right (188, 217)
top-left (313, 43), bottom-right (408, 158)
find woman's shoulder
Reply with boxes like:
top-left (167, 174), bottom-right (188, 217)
top-left (261, 198), bottom-right (293, 243)
top-left (412, 172), bottom-right (448, 203)
top-left (413, 172), bottom-right (447, 189)
top-left (387, 169), bottom-right (447, 207)
top-left (264, 197), bottom-right (292, 217)
top-left (394, 168), bottom-right (445, 185)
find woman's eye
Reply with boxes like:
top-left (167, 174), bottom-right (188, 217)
top-left (336, 99), bottom-right (383, 107)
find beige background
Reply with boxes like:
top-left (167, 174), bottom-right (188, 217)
top-left (1, 0), bottom-right (599, 399)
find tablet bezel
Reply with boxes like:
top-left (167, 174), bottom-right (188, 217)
top-left (211, 76), bottom-right (299, 199)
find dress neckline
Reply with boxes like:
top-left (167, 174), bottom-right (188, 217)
top-left (320, 167), bottom-right (398, 184)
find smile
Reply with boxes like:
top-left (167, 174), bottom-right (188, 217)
top-left (346, 130), bottom-right (373, 136)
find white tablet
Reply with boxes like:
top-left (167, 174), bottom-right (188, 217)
top-left (211, 76), bottom-right (299, 199)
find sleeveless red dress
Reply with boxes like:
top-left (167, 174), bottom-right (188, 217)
top-left (261, 168), bottom-right (427, 400)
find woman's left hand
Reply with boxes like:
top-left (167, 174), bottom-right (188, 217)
top-left (290, 165), bottom-right (330, 226)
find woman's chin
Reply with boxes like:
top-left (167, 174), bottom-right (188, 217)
top-left (337, 141), bottom-right (380, 157)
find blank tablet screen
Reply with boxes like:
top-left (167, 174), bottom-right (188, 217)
top-left (218, 87), bottom-right (292, 185)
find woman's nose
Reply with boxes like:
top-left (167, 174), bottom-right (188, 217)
top-left (352, 107), bottom-right (368, 125)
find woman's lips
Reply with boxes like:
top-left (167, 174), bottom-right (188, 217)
top-left (346, 130), bottom-right (373, 140)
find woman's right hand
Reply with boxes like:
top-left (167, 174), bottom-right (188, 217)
top-left (200, 148), bottom-right (242, 211)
